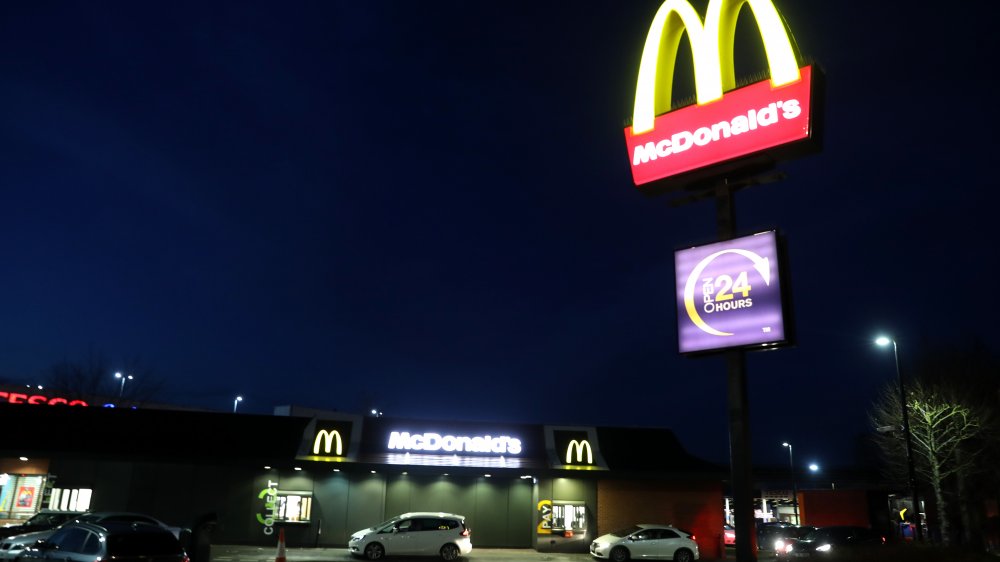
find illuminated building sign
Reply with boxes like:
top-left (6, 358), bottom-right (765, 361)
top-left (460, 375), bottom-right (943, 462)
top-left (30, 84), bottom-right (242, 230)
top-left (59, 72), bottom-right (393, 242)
top-left (547, 427), bottom-right (606, 470)
top-left (0, 391), bottom-right (88, 406)
top-left (675, 230), bottom-right (789, 353)
top-left (387, 431), bottom-right (522, 455)
top-left (624, 0), bottom-right (818, 189)
top-left (313, 429), bottom-right (343, 456)
top-left (256, 480), bottom-right (278, 536)
top-left (296, 417), bottom-right (355, 462)
top-left (565, 440), bottom-right (593, 465)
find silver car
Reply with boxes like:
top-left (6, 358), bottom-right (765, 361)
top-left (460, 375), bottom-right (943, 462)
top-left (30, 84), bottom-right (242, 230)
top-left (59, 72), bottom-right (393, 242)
top-left (19, 520), bottom-right (187, 562)
top-left (590, 524), bottom-right (699, 562)
top-left (0, 511), bottom-right (182, 562)
top-left (348, 512), bottom-right (472, 561)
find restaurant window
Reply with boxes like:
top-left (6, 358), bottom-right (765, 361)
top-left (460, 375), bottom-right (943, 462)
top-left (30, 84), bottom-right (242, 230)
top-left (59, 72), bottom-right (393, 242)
top-left (49, 488), bottom-right (92, 511)
top-left (276, 491), bottom-right (312, 523)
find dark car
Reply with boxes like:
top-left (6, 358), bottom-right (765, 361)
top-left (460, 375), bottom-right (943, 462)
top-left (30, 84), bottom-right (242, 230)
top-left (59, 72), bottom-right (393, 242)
top-left (785, 525), bottom-right (884, 558)
top-left (758, 524), bottom-right (815, 555)
top-left (0, 512), bottom-right (83, 539)
top-left (21, 521), bottom-right (188, 562)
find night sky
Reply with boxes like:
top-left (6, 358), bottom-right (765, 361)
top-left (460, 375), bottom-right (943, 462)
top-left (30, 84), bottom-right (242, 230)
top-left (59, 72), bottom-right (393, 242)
top-left (2, 1), bottom-right (997, 470)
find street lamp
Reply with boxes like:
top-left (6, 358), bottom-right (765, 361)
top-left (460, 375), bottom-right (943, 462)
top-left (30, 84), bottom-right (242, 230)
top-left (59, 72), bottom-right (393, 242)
top-left (114, 372), bottom-right (134, 397)
top-left (875, 335), bottom-right (923, 541)
top-left (782, 442), bottom-right (799, 524)
top-left (233, 395), bottom-right (243, 413)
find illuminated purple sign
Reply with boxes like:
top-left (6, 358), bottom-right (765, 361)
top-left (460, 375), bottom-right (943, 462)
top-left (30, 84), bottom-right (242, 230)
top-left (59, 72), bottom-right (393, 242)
top-left (674, 231), bottom-right (788, 354)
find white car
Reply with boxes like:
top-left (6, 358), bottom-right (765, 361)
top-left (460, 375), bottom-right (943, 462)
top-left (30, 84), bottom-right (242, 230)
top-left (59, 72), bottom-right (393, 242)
top-left (590, 524), bottom-right (699, 562)
top-left (348, 512), bottom-right (472, 561)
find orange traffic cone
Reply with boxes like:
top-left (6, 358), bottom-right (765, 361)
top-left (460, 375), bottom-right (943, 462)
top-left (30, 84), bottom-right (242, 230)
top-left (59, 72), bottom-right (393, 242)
top-left (275, 528), bottom-right (287, 562)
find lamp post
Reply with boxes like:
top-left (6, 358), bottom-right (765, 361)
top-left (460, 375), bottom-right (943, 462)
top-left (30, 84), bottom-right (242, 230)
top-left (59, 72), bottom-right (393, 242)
top-left (233, 395), bottom-right (243, 413)
top-left (114, 372), bottom-right (134, 397)
top-left (782, 442), bottom-right (799, 524)
top-left (876, 335), bottom-right (923, 541)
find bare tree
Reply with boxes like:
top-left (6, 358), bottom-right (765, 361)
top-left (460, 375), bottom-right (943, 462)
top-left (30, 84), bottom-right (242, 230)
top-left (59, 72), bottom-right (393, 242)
top-left (871, 380), bottom-right (985, 545)
top-left (43, 350), bottom-right (165, 407)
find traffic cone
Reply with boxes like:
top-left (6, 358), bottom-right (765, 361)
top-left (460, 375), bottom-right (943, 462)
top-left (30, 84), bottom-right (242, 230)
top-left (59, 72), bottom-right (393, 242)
top-left (275, 528), bottom-right (287, 562)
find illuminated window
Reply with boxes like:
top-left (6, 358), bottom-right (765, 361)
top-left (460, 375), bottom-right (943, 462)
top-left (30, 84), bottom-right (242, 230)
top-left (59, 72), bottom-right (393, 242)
top-left (49, 488), bottom-right (92, 512)
top-left (551, 503), bottom-right (587, 532)
top-left (276, 491), bottom-right (312, 523)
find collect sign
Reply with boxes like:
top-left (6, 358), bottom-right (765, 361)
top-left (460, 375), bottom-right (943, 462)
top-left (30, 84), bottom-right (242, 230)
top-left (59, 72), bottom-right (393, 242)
top-left (674, 231), bottom-right (787, 353)
top-left (624, 0), bottom-right (818, 189)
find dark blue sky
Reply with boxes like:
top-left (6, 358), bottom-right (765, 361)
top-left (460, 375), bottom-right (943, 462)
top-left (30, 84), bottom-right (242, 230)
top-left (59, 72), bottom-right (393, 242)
top-left (1, 1), bottom-right (997, 469)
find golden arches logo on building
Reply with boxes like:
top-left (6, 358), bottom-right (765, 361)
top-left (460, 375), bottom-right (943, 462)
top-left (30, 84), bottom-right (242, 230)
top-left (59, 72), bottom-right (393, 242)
top-left (632, 0), bottom-right (800, 134)
top-left (565, 439), bottom-right (594, 465)
top-left (313, 429), bottom-right (343, 456)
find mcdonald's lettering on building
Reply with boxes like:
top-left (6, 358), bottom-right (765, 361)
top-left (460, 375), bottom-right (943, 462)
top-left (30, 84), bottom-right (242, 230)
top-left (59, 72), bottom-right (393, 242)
top-left (624, 0), bottom-right (821, 190)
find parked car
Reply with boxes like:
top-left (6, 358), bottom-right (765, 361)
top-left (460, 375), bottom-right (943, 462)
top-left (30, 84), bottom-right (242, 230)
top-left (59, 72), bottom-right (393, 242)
top-left (783, 525), bottom-right (884, 557)
top-left (723, 524), bottom-right (735, 546)
top-left (0, 511), bottom-right (182, 561)
top-left (0, 530), bottom-right (47, 561)
top-left (18, 520), bottom-right (187, 562)
top-left (0, 511), bottom-right (84, 539)
top-left (348, 512), bottom-right (472, 561)
top-left (590, 524), bottom-right (699, 562)
top-left (65, 512), bottom-right (183, 539)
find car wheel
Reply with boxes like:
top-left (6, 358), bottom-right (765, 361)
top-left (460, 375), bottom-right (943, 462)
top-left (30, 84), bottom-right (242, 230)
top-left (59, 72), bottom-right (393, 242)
top-left (364, 543), bottom-right (385, 560)
top-left (440, 543), bottom-right (460, 561)
top-left (610, 546), bottom-right (630, 562)
top-left (673, 548), bottom-right (694, 562)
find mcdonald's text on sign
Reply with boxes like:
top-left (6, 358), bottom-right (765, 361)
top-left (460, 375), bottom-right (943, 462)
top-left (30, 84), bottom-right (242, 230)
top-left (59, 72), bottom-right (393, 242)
top-left (625, 0), bottom-right (819, 189)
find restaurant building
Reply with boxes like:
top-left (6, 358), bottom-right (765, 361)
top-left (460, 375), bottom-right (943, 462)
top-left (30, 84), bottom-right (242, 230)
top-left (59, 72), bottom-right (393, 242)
top-left (0, 398), bottom-right (727, 557)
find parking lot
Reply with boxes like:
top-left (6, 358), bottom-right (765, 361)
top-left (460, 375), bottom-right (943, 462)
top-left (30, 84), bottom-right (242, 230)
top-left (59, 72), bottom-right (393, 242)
top-left (210, 544), bottom-right (745, 562)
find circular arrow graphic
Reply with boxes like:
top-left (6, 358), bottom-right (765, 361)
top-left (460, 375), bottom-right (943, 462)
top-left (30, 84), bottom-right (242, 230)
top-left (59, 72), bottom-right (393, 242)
top-left (683, 248), bottom-right (771, 337)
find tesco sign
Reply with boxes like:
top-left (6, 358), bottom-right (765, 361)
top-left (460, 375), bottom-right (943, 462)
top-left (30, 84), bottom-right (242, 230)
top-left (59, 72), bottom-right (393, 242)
top-left (0, 391), bottom-right (88, 406)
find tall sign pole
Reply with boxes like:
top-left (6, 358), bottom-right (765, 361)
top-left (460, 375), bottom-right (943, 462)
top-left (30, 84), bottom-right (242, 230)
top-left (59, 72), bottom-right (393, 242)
top-left (716, 183), bottom-right (756, 562)
top-left (622, 2), bottom-right (821, 560)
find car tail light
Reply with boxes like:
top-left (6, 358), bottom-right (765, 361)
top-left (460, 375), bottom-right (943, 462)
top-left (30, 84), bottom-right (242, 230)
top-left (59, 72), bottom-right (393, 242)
top-left (689, 534), bottom-right (696, 541)
top-left (182, 555), bottom-right (191, 562)
top-left (461, 528), bottom-right (470, 537)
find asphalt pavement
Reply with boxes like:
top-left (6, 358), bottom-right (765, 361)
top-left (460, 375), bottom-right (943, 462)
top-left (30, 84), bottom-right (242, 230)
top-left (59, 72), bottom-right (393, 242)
top-left (210, 544), bottom-right (747, 562)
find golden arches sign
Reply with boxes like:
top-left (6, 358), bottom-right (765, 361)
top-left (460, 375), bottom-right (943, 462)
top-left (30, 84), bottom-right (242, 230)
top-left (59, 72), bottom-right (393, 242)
top-left (565, 439), bottom-right (594, 465)
top-left (632, 0), bottom-right (800, 134)
top-left (313, 429), bottom-right (344, 456)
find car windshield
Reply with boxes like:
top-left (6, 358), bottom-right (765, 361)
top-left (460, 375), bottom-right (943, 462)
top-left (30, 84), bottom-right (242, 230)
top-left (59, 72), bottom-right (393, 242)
top-left (610, 526), bottom-right (642, 537)
top-left (373, 517), bottom-right (402, 531)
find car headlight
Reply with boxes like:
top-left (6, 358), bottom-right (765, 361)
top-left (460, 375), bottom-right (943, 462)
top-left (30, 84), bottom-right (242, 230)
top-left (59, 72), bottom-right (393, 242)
top-left (816, 544), bottom-right (832, 552)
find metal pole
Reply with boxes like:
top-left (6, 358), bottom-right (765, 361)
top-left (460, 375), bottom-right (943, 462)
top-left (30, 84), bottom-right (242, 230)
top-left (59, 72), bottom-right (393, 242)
top-left (717, 181), bottom-right (756, 561)
top-left (893, 340), bottom-right (923, 541)
top-left (787, 444), bottom-right (799, 524)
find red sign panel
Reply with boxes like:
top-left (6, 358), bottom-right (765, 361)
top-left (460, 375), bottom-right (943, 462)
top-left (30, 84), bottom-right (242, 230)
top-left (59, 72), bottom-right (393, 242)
top-left (624, 65), bottom-right (814, 187)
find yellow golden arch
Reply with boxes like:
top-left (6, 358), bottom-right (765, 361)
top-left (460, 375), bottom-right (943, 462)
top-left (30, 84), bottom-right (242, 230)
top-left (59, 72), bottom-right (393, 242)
top-left (565, 439), bottom-right (594, 465)
top-left (313, 429), bottom-right (343, 456)
top-left (633, 0), bottom-right (800, 134)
